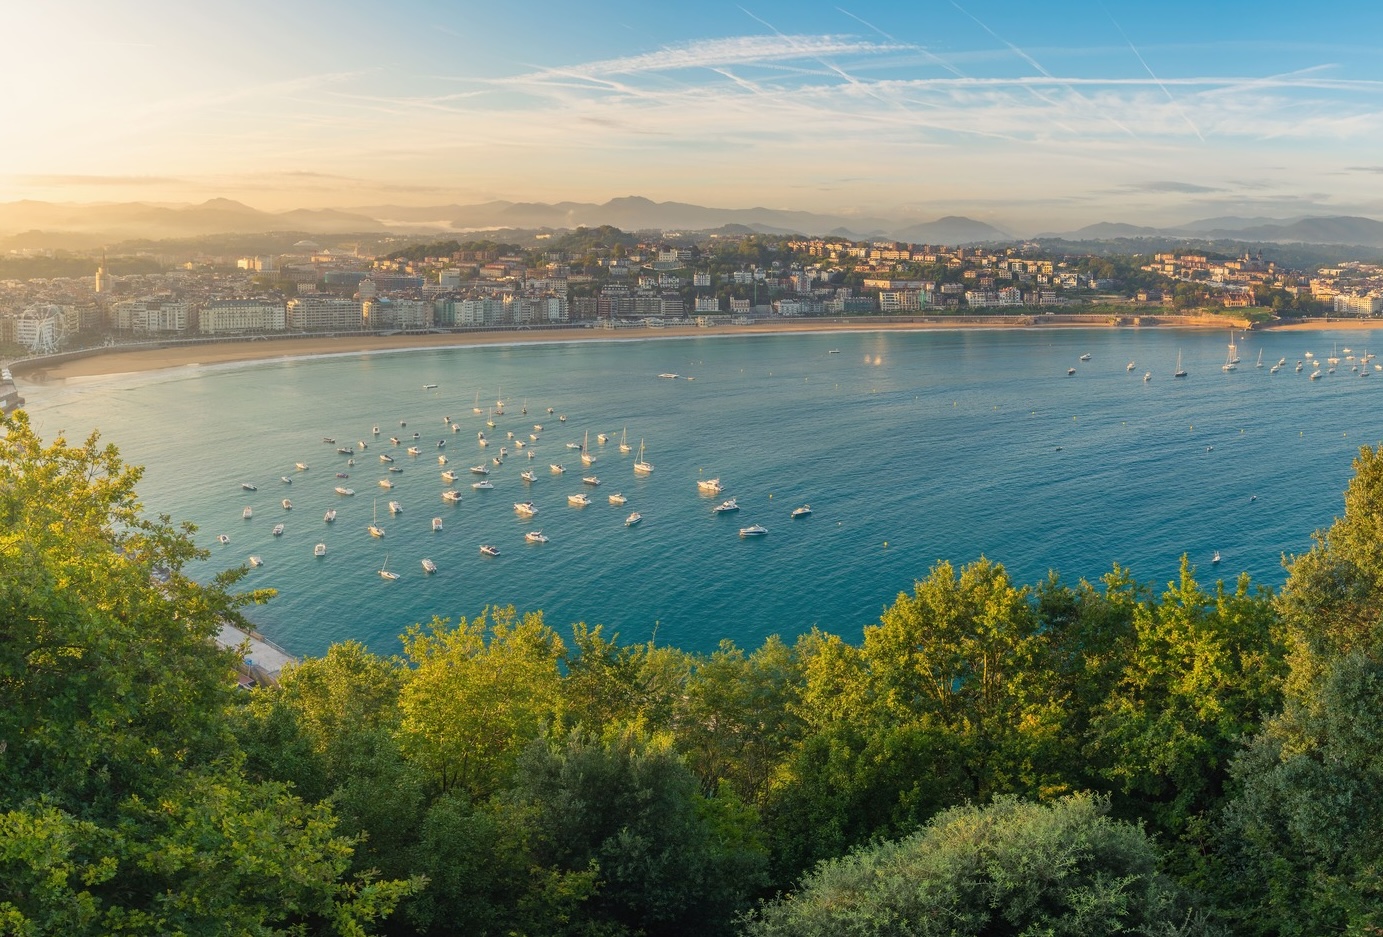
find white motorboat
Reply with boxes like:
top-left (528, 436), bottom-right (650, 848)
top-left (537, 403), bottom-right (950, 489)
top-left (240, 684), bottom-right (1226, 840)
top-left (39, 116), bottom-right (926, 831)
top-left (249, 555), bottom-right (263, 567)
top-left (582, 475), bottom-right (601, 486)
top-left (324, 509), bottom-right (336, 523)
top-left (335, 486), bottom-right (355, 496)
top-left (609, 492), bottom-right (627, 505)
top-left (597, 433), bottom-right (609, 444)
top-left (472, 479), bottom-right (494, 490)
top-left (441, 470), bottom-right (458, 482)
top-left (388, 500), bottom-right (402, 515)
top-left (550, 464), bottom-right (566, 474)
top-left (525, 531), bottom-right (549, 544)
top-left (241, 483), bottom-right (257, 491)
top-left (1079, 354), bottom-right (1091, 362)
top-left (713, 498), bottom-right (739, 513)
top-left (313, 543), bottom-right (326, 557)
top-left (514, 501), bottom-right (538, 517)
top-left (625, 511), bottom-right (642, 527)
top-left (470, 464), bottom-right (490, 475)
top-left (521, 469), bottom-right (537, 482)
top-left (282, 498), bottom-right (293, 510)
top-left (281, 476), bottom-right (292, 485)
top-left (272, 523), bottom-right (284, 536)
top-left (480, 544), bottom-right (501, 557)
top-left (216, 534), bottom-right (230, 544)
top-left (739, 524), bottom-right (768, 537)
top-left (568, 493), bottom-right (591, 506)
top-left (379, 479), bottom-right (394, 489)
top-left (243, 506), bottom-right (253, 519)
top-left (791, 505), bottom-right (812, 518)
top-left (421, 558), bottom-right (437, 574)
top-left (698, 477), bottom-right (723, 495)
top-left (432, 516), bottom-right (443, 531)
top-left (380, 454), bottom-right (394, 463)
top-left (295, 462), bottom-right (309, 471)
top-left (439, 455), bottom-right (448, 464)
top-left (442, 489), bottom-right (462, 503)
top-left (407, 446), bottom-right (421, 456)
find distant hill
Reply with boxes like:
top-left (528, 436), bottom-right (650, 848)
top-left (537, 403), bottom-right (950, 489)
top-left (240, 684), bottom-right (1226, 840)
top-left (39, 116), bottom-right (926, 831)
top-left (0, 199), bottom-right (384, 241)
top-left (1042, 215), bottom-right (1383, 249)
top-left (894, 215), bottom-right (1011, 244)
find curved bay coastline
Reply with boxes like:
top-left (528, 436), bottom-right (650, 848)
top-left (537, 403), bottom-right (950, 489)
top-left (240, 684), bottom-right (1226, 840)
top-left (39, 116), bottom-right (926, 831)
top-left (16, 315), bottom-right (1383, 660)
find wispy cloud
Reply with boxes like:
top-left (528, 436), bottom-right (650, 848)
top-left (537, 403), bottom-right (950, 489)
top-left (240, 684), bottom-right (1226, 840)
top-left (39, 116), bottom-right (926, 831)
top-left (18, 174), bottom-right (183, 187)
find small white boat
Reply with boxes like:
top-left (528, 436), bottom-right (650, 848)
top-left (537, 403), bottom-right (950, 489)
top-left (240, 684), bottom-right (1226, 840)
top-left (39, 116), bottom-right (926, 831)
top-left (472, 479), bottom-right (494, 490)
top-left (525, 531), bottom-right (549, 544)
top-left (336, 447), bottom-right (354, 455)
top-left (368, 524), bottom-right (385, 538)
top-left (515, 440), bottom-right (526, 448)
top-left (514, 501), bottom-right (538, 517)
top-left (550, 464), bottom-right (566, 474)
top-left (1079, 354), bottom-right (1091, 361)
top-left (442, 470), bottom-right (458, 482)
top-left (281, 476), bottom-right (292, 485)
top-left (558, 414), bottom-right (566, 422)
top-left (243, 506), bottom-right (253, 519)
top-left (282, 498), bottom-right (293, 510)
top-left (379, 479), bottom-right (394, 489)
top-left (609, 492), bottom-right (627, 505)
top-left (379, 555), bottom-right (399, 580)
top-left (249, 555), bottom-right (263, 567)
top-left (658, 373), bottom-right (679, 379)
top-left (358, 441), bottom-right (368, 450)
top-left (217, 534), bottom-right (230, 544)
top-left (324, 509), bottom-right (336, 523)
top-left (1143, 372), bottom-right (1151, 382)
top-left (421, 558), bottom-right (437, 574)
top-left (272, 523), bottom-right (285, 537)
top-left (521, 469), bottom-right (537, 482)
top-left (437, 439), bottom-right (446, 449)
top-left (698, 478), bottom-right (723, 495)
top-left (582, 475), bottom-right (601, 486)
top-left (1067, 368), bottom-right (1076, 376)
top-left (323, 437), bottom-right (336, 445)
top-left (380, 454), bottom-right (394, 463)
top-left (480, 544), bottom-right (501, 557)
top-left (1126, 361), bottom-right (1135, 371)
top-left (1311, 370), bottom-right (1322, 380)
top-left (1212, 550), bottom-right (1221, 565)
top-left (241, 483), bottom-right (257, 491)
top-left (597, 433), bottom-right (609, 444)
top-left (335, 486), bottom-right (355, 496)
top-left (407, 446), bottom-right (421, 456)
top-left (313, 543), bottom-right (326, 557)
top-left (388, 500), bottom-right (402, 515)
top-left (568, 493), bottom-right (591, 506)
top-left (492, 455), bottom-right (504, 465)
top-left (739, 524), bottom-right (768, 537)
top-left (791, 505), bottom-right (812, 518)
top-left (470, 464), bottom-right (490, 475)
top-left (439, 455), bottom-right (448, 464)
top-left (432, 516), bottom-right (443, 531)
top-left (424, 383), bottom-right (438, 390)
top-left (619, 427), bottom-right (631, 454)
top-left (390, 436), bottom-right (400, 445)
top-left (372, 426), bottom-right (379, 434)
top-left (714, 498), bottom-right (739, 513)
top-left (566, 442), bottom-right (582, 450)
top-left (295, 462), bottom-right (309, 471)
top-left (625, 511), bottom-right (642, 527)
top-left (442, 489), bottom-right (462, 503)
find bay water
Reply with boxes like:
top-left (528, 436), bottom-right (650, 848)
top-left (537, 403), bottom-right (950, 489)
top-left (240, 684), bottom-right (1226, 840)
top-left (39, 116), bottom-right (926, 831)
top-left (23, 327), bottom-right (1381, 657)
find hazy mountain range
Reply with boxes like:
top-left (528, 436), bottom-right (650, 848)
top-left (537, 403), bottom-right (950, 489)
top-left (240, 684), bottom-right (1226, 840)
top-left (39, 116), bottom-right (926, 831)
top-left (1, 196), bottom-right (1381, 249)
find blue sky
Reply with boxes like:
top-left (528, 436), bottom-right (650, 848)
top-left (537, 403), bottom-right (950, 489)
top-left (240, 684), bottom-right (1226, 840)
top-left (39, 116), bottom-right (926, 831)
top-left (4, 0), bottom-right (1382, 232)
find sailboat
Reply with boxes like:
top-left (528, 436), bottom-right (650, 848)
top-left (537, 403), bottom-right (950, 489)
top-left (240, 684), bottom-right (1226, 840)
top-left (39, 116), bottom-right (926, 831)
top-left (472, 391), bottom-right (482, 414)
top-left (619, 427), bottom-right (631, 454)
top-left (1222, 334), bottom-right (1237, 372)
top-left (379, 554), bottom-right (399, 580)
top-left (368, 499), bottom-right (385, 538)
top-left (1174, 350), bottom-right (1187, 378)
top-left (486, 408), bottom-right (496, 428)
top-left (633, 438), bottom-right (654, 475)
top-left (581, 430), bottom-right (596, 466)
top-left (494, 386), bottom-right (505, 415)
top-left (1256, 349), bottom-right (1264, 369)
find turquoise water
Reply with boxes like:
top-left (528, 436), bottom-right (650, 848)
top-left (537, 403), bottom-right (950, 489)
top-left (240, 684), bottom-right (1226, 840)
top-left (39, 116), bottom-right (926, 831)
top-left (23, 328), bottom-right (1383, 657)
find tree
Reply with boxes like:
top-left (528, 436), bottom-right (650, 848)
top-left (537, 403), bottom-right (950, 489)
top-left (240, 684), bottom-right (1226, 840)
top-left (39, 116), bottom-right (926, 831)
top-left (395, 607), bottom-right (564, 798)
top-left (0, 412), bottom-right (417, 934)
top-left (743, 794), bottom-right (1219, 937)
top-left (1216, 444), bottom-right (1383, 934)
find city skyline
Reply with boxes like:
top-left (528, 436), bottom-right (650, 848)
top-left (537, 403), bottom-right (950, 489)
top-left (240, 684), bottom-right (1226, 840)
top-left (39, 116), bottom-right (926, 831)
top-left (5, 0), bottom-right (1383, 234)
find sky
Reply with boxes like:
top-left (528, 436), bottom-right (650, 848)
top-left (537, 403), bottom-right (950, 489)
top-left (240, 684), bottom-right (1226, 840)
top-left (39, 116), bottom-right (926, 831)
top-left (3, 0), bottom-right (1382, 233)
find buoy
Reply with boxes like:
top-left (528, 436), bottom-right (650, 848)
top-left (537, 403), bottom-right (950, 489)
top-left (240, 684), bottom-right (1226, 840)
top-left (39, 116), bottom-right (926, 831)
top-left (883, 541), bottom-right (888, 548)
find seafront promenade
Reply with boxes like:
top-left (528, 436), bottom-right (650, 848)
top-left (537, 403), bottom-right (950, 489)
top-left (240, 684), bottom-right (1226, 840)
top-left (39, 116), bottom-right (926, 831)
top-left (216, 621), bottom-right (296, 687)
top-left (2, 311), bottom-right (1266, 383)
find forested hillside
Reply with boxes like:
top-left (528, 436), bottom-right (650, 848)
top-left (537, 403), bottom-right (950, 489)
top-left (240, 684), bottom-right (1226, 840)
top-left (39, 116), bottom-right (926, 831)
top-left (4, 409), bottom-right (1382, 935)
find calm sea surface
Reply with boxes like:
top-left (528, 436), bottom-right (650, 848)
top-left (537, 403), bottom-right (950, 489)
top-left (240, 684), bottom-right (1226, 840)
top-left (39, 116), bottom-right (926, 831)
top-left (22, 328), bottom-right (1383, 657)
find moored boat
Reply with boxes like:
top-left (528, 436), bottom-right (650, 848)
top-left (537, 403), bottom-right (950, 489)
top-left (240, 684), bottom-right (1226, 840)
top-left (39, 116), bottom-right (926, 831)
top-left (713, 498), bottom-right (739, 513)
top-left (791, 505), bottom-right (812, 518)
top-left (625, 511), bottom-right (642, 526)
top-left (314, 543), bottom-right (326, 557)
top-left (739, 524), bottom-right (768, 537)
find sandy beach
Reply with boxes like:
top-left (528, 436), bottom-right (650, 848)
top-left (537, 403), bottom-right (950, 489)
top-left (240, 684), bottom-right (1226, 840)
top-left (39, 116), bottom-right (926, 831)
top-left (12, 313), bottom-right (1370, 382)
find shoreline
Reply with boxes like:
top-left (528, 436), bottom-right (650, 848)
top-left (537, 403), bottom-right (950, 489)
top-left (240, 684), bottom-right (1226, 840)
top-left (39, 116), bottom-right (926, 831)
top-left (10, 314), bottom-right (1376, 383)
